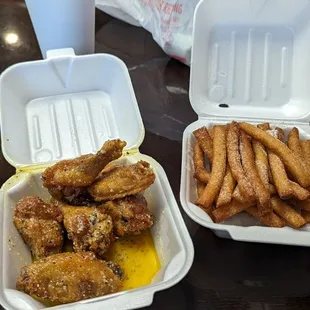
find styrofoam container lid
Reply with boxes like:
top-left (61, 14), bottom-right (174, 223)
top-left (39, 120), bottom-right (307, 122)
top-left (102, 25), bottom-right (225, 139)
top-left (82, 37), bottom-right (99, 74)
top-left (190, 0), bottom-right (310, 122)
top-left (180, 0), bottom-right (310, 247)
top-left (0, 48), bottom-right (145, 167)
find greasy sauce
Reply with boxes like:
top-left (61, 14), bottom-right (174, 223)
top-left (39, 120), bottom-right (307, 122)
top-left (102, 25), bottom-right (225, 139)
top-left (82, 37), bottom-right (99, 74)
top-left (32, 229), bottom-right (161, 292)
top-left (104, 229), bottom-right (161, 291)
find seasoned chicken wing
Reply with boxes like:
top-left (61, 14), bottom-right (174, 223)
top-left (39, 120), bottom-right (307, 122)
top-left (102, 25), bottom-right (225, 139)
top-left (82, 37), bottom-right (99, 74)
top-left (104, 195), bottom-right (154, 236)
top-left (88, 161), bottom-right (155, 201)
top-left (13, 196), bottom-right (63, 259)
top-left (42, 139), bottom-right (126, 200)
top-left (60, 203), bottom-right (114, 256)
top-left (16, 252), bottom-right (122, 305)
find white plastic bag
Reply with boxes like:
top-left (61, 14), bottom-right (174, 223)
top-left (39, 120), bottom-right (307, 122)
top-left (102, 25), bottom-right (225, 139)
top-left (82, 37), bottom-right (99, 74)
top-left (95, 0), bottom-right (200, 65)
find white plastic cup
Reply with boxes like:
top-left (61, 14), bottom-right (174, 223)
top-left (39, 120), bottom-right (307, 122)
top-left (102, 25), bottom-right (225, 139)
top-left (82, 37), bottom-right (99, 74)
top-left (25, 0), bottom-right (95, 58)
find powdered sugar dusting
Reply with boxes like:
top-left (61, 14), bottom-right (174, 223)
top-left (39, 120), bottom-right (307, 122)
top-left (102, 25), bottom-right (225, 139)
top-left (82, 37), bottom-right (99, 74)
top-left (266, 129), bottom-right (279, 138)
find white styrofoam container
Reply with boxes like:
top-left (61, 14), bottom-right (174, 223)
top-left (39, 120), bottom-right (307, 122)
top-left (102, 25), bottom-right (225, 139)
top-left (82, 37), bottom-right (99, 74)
top-left (0, 48), bottom-right (194, 310)
top-left (180, 0), bottom-right (310, 246)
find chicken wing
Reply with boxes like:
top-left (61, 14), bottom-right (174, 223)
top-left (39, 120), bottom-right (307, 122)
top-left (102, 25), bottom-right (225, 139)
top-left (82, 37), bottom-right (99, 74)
top-left (13, 196), bottom-right (63, 259)
top-left (60, 204), bottom-right (114, 256)
top-left (16, 252), bottom-right (122, 305)
top-left (88, 161), bottom-right (155, 201)
top-left (42, 139), bottom-right (126, 200)
top-left (104, 195), bottom-right (154, 236)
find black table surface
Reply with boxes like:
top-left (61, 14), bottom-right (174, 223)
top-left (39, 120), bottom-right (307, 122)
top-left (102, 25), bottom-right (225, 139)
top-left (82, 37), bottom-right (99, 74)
top-left (1, 1), bottom-right (310, 309)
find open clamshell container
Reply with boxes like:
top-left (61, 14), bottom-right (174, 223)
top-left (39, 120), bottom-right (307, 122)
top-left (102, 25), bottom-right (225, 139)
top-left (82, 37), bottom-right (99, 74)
top-left (0, 48), bottom-right (194, 310)
top-left (180, 0), bottom-right (310, 246)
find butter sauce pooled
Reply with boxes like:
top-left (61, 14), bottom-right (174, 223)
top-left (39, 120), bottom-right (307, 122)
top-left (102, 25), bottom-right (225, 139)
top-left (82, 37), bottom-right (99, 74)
top-left (32, 229), bottom-right (160, 293)
top-left (104, 229), bottom-right (161, 291)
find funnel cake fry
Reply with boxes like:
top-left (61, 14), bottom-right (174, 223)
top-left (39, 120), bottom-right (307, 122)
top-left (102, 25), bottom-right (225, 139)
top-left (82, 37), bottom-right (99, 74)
top-left (196, 125), bottom-right (227, 213)
top-left (227, 122), bottom-right (255, 202)
top-left (240, 131), bottom-right (271, 215)
top-left (239, 122), bottom-right (310, 187)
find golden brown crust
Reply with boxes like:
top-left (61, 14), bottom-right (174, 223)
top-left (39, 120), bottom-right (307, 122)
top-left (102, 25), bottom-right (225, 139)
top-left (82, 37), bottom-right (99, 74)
top-left (232, 185), bottom-right (250, 203)
top-left (290, 181), bottom-right (310, 200)
top-left (61, 205), bottom-right (114, 256)
top-left (16, 252), bottom-right (122, 304)
top-left (195, 125), bottom-right (227, 213)
top-left (269, 184), bottom-right (277, 195)
top-left (104, 195), bottom-right (153, 237)
top-left (88, 161), bottom-right (155, 201)
top-left (194, 169), bottom-right (210, 183)
top-left (239, 122), bottom-right (310, 187)
top-left (257, 123), bottom-right (271, 131)
top-left (271, 196), bottom-right (307, 229)
top-left (246, 206), bottom-right (285, 227)
top-left (301, 210), bottom-right (310, 223)
top-left (193, 142), bottom-right (210, 183)
top-left (193, 142), bottom-right (205, 171)
top-left (212, 199), bottom-right (255, 223)
top-left (13, 196), bottom-right (63, 259)
top-left (42, 139), bottom-right (126, 199)
top-left (266, 129), bottom-right (293, 199)
top-left (301, 140), bottom-right (310, 172)
top-left (193, 127), bottom-right (213, 166)
top-left (227, 122), bottom-right (255, 201)
top-left (240, 131), bottom-right (271, 215)
top-left (216, 167), bottom-right (236, 208)
top-left (252, 139), bottom-right (269, 189)
top-left (289, 199), bottom-right (310, 211)
top-left (196, 181), bottom-right (206, 198)
top-left (287, 127), bottom-right (305, 164)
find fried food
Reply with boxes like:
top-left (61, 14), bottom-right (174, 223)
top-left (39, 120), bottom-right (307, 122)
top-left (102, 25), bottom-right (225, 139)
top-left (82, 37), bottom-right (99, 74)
top-left (42, 139), bottom-right (126, 200)
top-left (239, 122), bottom-right (310, 187)
top-left (191, 122), bottom-right (310, 229)
top-left (193, 127), bottom-right (213, 166)
top-left (61, 205), bottom-right (114, 256)
top-left (301, 140), bottom-right (310, 171)
top-left (194, 169), bottom-right (210, 183)
top-left (290, 181), bottom-right (310, 200)
top-left (253, 140), bottom-right (270, 189)
top-left (212, 199), bottom-right (255, 223)
top-left (88, 161), bottom-right (155, 201)
top-left (193, 143), bottom-right (205, 171)
top-left (216, 167), bottom-right (236, 208)
top-left (232, 185), bottom-right (252, 203)
top-left (16, 252), bottom-right (122, 305)
top-left (246, 206), bottom-right (285, 228)
top-left (233, 184), bottom-right (277, 202)
top-left (13, 196), bottom-right (63, 260)
top-left (257, 122), bottom-right (273, 185)
top-left (193, 142), bottom-right (210, 183)
top-left (269, 184), bottom-right (277, 195)
top-left (288, 127), bottom-right (305, 164)
top-left (197, 181), bottom-right (206, 198)
top-left (240, 131), bottom-right (271, 215)
top-left (289, 199), bottom-right (310, 211)
top-left (267, 129), bottom-right (293, 199)
top-left (196, 125), bottom-right (227, 213)
top-left (257, 123), bottom-right (271, 131)
top-left (227, 122), bottom-right (255, 201)
top-left (252, 124), bottom-right (270, 189)
top-left (104, 195), bottom-right (153, 237)
top-left (271, 196), bottom-right (306, 229)
top-left (301, 210), bottom-right (310, 223)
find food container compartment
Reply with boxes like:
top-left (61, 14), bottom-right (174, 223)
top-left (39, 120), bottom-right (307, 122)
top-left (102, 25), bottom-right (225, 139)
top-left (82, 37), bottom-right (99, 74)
top-left (0, 49), bottom-right (194, 310)
top-left (180, 0), bottom-right (310, 246)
